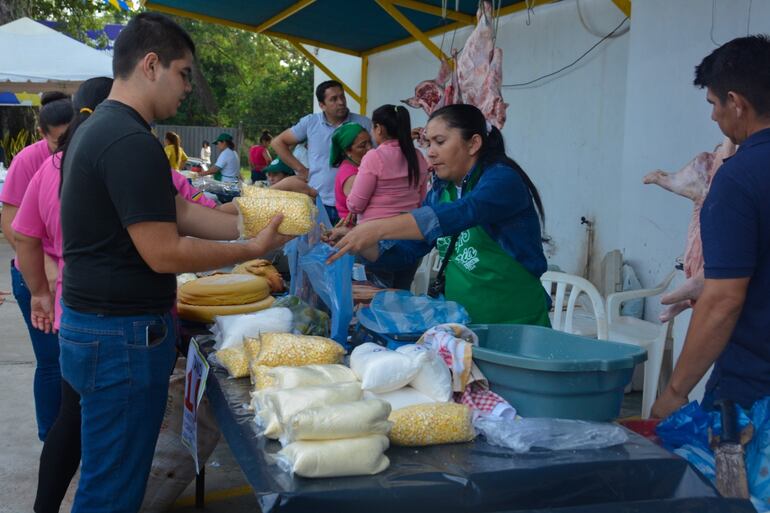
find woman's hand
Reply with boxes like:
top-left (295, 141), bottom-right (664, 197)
top-left (321, 226), bottom-right (351, 245)
top-left (30, 292), bottom-right (55, 334)
top-left (326, 221), bottom-right (383, 264)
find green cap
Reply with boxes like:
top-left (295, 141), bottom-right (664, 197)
top-left (329, 122), bottom-right (365, 167)
top-left (214, 132), bottom-right (233, 143)
top-left (263, 157), bottom-right (295, 176)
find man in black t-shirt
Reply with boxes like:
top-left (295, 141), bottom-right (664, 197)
top-left (58, 14), bottom-right (291, 513)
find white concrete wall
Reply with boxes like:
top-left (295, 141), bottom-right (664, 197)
top-left (309, 0), bottom-right (770, 401)
top-left (312, 48), bottom-right (363, 114)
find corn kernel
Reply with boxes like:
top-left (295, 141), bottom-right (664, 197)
top-left (247, 333), bottom-right (345, 367)
top-left (216, 347), bottom-right (250, 378)
top-left (388, 403), bottom-right (475, 446)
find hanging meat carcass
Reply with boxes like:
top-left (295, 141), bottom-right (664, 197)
top-left (402, 1), bottom-right (508, 129)
top-left (401, 56), bottom-right (457, 116)
top-left (455, 1), bottom-right (508, 129)
top-left (643, 137), bottom-right (737, 321)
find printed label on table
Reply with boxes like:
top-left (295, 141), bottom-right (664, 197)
top-left (181, 338), bottom-right (210, 474)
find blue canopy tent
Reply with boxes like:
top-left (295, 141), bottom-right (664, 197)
top-left (145, 0), bottom-right (631, 112)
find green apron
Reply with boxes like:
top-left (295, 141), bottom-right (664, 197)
top-left (436, 170), bottom-right (550, 326)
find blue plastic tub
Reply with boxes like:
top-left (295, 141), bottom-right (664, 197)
top-left (470, 324), bottom-right (647, 421)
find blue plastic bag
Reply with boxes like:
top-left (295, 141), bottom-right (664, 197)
top-left (299, 242), bottom-right (353, 346)
top-left (285, 196), bottom-right (353, 346)
top-left (656, 398), bottom-right (770, 511)
top-left (358, 290), bottom-right (470, 335)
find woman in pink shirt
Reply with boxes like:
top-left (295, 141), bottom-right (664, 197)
top-left (346, 105), bottom-right (428, 289)
top-left (330, 122), bottom-right (372, 221)
top-left (346, 104), bottom-right (428, 223)
top-left (1, 91), bottom-right (73, 444)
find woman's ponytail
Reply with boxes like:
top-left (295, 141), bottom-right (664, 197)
top-left (373, 104), bottom-right (420, 188)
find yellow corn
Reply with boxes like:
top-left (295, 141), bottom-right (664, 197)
top-left (236, 192), bottom-right (316, 237)
top-left (216, 347), bottom-right (250, 378)
top-left (247, 333), bottom-right (345, 367)
top-left (244, 337), bottom-right (261, 361)
top-left (250, 363), bottom-right (277, 389)
top-left (388, 403), bottom-right (475, 446)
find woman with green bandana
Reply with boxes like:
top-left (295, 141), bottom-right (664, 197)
top-left (329, 104), bottom-right (550, 326)
top-left (331, 122), bottom-right (372, 223)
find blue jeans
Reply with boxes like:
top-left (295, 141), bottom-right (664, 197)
top-left (59, 304), bottom-right (177, 513)
top-left (10, 261), bottom-right (61, 441)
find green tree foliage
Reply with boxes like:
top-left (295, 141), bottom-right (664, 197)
top-left (167, 17), bottom-right (313, 144)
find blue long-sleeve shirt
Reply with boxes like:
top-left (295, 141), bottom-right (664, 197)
top-left (376, 161), bottom-right (548, 279)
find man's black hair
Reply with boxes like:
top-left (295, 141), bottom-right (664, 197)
top-left (694, 35), bottom-right (770, 117)
top-left (112, 12), bottom-right (196, 80)
top-left (315, 80), bottom-right (343, 103)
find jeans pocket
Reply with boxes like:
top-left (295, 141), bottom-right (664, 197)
top-left (59, 335), bottom-right (99, 395)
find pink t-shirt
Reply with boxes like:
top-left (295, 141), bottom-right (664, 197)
top-left (12, 154), bottom-right (64, 328)
top-left (334, 159), bottom-right (358, 219)
top-left (0, 139), bottom-right (51, 208)
top-left (346, 140), bottom-right (429, 223)
top-left (170, 170), bottom-right (217, 208)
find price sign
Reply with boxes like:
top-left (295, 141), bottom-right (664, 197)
top-left (181, 339), bottom-right (210, 474)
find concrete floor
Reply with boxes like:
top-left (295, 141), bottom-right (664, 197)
top-left (0, 234), bottom-right (256, 512)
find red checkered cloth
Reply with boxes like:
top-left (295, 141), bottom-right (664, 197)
top-left (456, 381), bottom-right (515, 418)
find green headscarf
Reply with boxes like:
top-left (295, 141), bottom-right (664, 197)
top-left (329, 122), bottom-right (365, 167)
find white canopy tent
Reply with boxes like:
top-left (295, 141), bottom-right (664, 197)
top-left (0, 17), bottom-right (113, 95)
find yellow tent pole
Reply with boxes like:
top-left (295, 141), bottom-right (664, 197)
top-left (390, 0), bottom-right (475, 25)
top-left (253, 0), bottom-right (317, 33)
top-left (288, 40), bottom-right (362, 105)
top-left (374, 0), bottom-right (451, 63)
top-left (611, 0), bottom-right (631, 17)
top-left (360, 55), bottom-right (369, 115)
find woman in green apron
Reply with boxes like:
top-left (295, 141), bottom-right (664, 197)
top-left (328, 104), bottom-right (550, 326)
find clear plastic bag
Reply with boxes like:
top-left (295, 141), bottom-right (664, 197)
top-left (474, 414), bottom-right (628, 452)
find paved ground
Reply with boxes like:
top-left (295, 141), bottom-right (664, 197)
top-left (0, 234), bottom-right (256, 512)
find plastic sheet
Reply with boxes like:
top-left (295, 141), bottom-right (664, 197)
top-left (474, 415), bottom-right (628, 453)
top-left (197, 337), bottom-right (754, 513)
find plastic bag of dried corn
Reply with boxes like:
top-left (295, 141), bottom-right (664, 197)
top-left (248, 332), bottom-right (345, 367)
top-left (235, 193), bottom-right (316, 237)
top-left (388, 403), bottom-right (475, 446)
top-left (249, 364), bottom-right (276, 389)
top-left (212, 347), bottom-right (250, 378)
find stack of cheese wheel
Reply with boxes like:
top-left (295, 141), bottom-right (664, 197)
top-left (177, 273), bottom-right (274, 323)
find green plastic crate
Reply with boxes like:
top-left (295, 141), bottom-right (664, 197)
top-left (470, 324), bottom-right (647, 421)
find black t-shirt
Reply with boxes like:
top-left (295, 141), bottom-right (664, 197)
top-left (61, 100), bottom-right (177, 314)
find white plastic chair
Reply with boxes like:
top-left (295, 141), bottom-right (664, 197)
top-left (541, 271), bottom-right (609, 340)
top-left (606, 271), bottom-right (675, 419)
